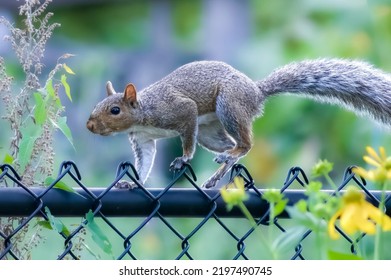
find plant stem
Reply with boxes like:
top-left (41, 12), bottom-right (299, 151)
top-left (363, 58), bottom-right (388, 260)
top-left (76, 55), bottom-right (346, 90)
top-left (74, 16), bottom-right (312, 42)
top-left (238, 202), bottom-right (278, 259)
top-left (324, 173), bottom-right (340, 196)
top-left (268, 202), bottom-right (275, 245)
top-left (315, 222), bottom-right (325, 259)
top-left (373, 183), bottom-right (387, 260)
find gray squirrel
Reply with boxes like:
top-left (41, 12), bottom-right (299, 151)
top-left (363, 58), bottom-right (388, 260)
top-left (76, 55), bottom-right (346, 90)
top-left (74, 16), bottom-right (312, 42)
top-left (86, 58), bottom-right (391, 189)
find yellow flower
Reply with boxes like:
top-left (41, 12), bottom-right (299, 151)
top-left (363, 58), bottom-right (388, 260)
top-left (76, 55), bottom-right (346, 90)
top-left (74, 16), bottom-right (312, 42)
top-left (353, 146), bottom-right (391, 184)
top-left (220, 177), bottom-right (248, 211)
top-left (328, 186), bottom-right (391, 239)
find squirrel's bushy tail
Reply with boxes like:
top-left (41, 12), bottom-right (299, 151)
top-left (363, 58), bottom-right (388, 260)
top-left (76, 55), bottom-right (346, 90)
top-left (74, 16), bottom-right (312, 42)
top-left (257, 58), bottom-right (391, 126)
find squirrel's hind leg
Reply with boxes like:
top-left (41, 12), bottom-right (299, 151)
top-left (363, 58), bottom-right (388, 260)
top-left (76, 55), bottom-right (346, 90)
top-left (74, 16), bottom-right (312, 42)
top-left (202, 158), bottom-right (238, 188)
top-left (215, 114), bottom-right (253, 163)
top-left (202, 127), bottom-right (250, 188)
top-left (201, 91), bottom-right (255, 188)
top-left (215, 87), bottom-right (254, 160)
top-left (197, 118), bottom-right (235, 153)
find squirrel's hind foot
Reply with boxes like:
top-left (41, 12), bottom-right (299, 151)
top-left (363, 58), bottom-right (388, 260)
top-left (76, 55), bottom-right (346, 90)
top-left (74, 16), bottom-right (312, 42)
top-left (202, 178), bottom-right (219, 189)
top-left (114, 180), bottom-right (138, 189)
top-left (214, 153), bottom-right (234, 164)
top-left (203, 157), bottom-right (239, 189)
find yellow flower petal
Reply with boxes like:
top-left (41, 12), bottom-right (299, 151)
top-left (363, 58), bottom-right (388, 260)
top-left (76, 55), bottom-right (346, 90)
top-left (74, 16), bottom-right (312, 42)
top-left (379, 146), bottom-right (387, 162)
top-left (220, 188), bottom-right (229, 202)
top-left (381, 217), bottom-right (391, 231)
top-left (365, 203), bottom-right (391, 231)
top-left (352, 167), bottom-right (368, 178)
top-left (328, 184), bottom-right (391, 239)
top-left (353, 203), bottom-right (376, 234)
top-left (366, 146), bottom-right (382, 163)
top-left (357, 219), bottom-right (376, 235)
top-left (328, 209), bottom-right (342, 240)
top-left (220, 177), bottom-right (248, 208)
top-left (233, 176), bottom-right (245, 190)
top-left (363, 155), bottom-right (381, 168)
top-left (340, 204), bottom-right (359, 234)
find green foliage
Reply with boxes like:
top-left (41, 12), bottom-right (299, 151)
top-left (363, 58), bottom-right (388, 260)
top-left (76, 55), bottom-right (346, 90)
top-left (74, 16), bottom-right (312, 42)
top-left (2, 153), bottom-right (14, 165)
top-left (18, 124), bottom-right (43, 174)
top-left (0, 0), bottom-right (76, 260)
top-left (39, 207), bottom-right (71, 237)
top-left (44, 176), bottom-right (85, 199)
top-left (262, 189), bottom-right (288, 217)
top-left (312, 160), bottom-right (334, 179)
top-left (271, 226), bottom-right (308, 256)
top-left (45, 79), bottom-right (61, 108)
top-left (223, 148), bottom-right (391, 259)
top-left (0, 0), bottom-right (76, 186)
top-left (328, 250), bottom-right (363, 260)
top-left (61, 74), bottom-right (72, 102)
top-left (51, 116), bottom-right (74, 148)
top-left (53, 2), bottom-right (149, 47)
top-left (172, 0), bottom-right (201, 43)
top-left (33, 92), bottom-right (47, 126)
top-left (12, 72), bottom-right (75, 178)
top-left (37, 207), bottom-right (114, 259)
top-left (85, 210), bottom-right (114, 258)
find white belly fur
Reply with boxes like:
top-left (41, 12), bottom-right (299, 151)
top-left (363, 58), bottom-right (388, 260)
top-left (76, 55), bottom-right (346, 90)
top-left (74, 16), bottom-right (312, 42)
top-left (129, 113), bottom-right (218, 140)
top-left (198, 113), bottom-right (218, 126)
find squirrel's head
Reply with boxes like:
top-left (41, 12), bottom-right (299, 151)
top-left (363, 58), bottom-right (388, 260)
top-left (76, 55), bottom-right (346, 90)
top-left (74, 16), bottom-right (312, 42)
top-left (86, 81), bottom-right (140, 136)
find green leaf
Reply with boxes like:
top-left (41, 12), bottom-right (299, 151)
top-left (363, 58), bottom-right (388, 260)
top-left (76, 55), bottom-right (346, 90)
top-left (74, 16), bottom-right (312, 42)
top-left (33, 92), bottom-right (47, 125)
top-left (44, 176), bottom-right (73, 192)
top-left (36, 220), bottom-right (53, 230)
top-left (272, 226), bottom-right (308, 255)
top-left (295, 199), bottom-right (308, 212)
top-left (285, 206), bottom-right (326, 232)
top-left (44, 176), bottom-right (86, 199)
top-left (85, 210), bottom-right (113, 256)
top-left (328, 250), bottom-right (363, 260)
top-left (305, 181), bottom-right (323, 195)
top-left (44, 207), bottom-right (70, 236)
top-left (61, 74), bottom-right (72, 102)
top-left (63, 63), bottom-right (76, 75)
top-left (46, 79), bottom-right (62, 108)
top-left (274, 198), bottom-right (288, 217)
top-left (262, 189), bottom-right (284, 204)
top-left (50, 117), bottom-right (74, 148)
top-left (46, 79), bottom-right (55, 97)
top-left (3, 153), bottom-right (14, 164)
top-left (18, 125), bottom-right (42, 173)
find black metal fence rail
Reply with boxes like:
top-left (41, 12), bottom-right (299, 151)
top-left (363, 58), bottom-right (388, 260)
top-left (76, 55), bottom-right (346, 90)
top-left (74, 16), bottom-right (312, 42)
top-left (0, 161), bottom-right (390, 260)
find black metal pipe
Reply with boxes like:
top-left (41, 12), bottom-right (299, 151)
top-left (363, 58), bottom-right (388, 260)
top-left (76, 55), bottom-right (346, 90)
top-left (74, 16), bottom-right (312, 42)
top-left (0, 187), bottom-right (390, 218)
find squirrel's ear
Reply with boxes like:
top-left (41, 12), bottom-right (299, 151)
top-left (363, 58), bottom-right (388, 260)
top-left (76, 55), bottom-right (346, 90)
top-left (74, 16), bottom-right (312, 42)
top-left (123, 83), bottom-right (137, 107)
top-left (106, 81), bottom-right (116, 96)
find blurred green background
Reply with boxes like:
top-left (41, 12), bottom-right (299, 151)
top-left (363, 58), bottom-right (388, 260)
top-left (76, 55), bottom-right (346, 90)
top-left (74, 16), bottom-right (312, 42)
top-left (2, 0), bottom-right (391, 188)
top-left (1, 0), bottom-right (391, 259)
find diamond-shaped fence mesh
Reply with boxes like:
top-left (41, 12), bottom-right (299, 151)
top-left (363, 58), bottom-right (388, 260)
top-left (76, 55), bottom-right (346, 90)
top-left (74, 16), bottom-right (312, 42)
top-left (0, 161), bottom-right (390, 260)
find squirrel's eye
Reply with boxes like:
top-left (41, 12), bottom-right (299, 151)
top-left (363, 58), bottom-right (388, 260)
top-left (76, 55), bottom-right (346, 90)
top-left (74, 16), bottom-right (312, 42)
top-left (110, 106), bottom-right (120, 115)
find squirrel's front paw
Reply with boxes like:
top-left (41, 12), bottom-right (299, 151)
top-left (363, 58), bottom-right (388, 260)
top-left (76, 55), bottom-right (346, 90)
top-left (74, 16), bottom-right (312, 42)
top-left (114, 180), bottom-right (138, 189)
top-left (214, 153), bottom-right (233, 164)
top-left (169, 157), bottom-right (188, 170)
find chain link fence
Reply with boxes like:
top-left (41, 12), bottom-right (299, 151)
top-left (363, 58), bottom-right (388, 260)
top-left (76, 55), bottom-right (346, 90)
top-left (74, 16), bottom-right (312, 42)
top-left (0, 161), bottom-right (390, 260)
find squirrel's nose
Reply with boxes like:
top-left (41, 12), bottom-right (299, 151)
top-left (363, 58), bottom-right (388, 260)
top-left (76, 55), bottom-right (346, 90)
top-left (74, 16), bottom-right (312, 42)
top-left (86, 120), bottom-right (95, 132)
